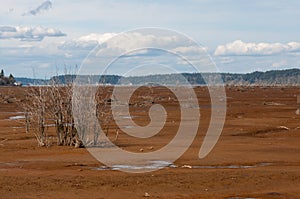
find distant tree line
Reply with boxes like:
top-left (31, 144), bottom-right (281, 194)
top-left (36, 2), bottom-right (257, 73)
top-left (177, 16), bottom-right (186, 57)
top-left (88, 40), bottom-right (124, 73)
top-left (13, 68), bottom-right (300, 86)
top-left (0, 69), bottom-right (16, 86)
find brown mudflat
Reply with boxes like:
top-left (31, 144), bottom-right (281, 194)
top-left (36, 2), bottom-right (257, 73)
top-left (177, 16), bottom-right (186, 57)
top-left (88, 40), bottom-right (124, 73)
top-left (0, 86), bottom-right (300, 199)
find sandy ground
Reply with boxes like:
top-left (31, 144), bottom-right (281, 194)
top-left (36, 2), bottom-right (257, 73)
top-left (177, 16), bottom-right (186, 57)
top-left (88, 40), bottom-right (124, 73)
top-left (0, 86), bottom-right (300, 199)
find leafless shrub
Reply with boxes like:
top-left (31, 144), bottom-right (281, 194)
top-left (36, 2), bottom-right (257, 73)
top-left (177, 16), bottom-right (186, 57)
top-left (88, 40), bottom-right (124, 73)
top-left (24, 86), bottom-right (49, 146)
top-left (23, 76), bottom-right (160, 148)
top-left (24, 79), bottom-right (82, 147)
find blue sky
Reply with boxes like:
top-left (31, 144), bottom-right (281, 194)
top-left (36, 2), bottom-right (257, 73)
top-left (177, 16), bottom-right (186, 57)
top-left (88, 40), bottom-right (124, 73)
top-left (1, 0), bottom-right (300, 78)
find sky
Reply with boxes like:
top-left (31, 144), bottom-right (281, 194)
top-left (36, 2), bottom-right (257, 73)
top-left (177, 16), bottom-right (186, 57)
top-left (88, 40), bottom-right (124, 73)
top-left (1, 0), bottom-right (300, 78)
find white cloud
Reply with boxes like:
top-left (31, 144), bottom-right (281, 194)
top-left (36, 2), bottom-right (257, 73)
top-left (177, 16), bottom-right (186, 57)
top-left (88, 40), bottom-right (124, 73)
top-left (59, 32), bottom-right (187, 52)
top-left (287, 42), bottom-right (300, 52)
top-left (95, 32), bottom-right (203, 62)
top-left (56, 31), bottom-right (216, 75)
top-left (78, 33), bottom-right (117, 44)
top-left (173, 46), bottom-right (207, 54)
top-left (59, 33), bottom-right (117, 50)
top-left (214, 40), bottom-right (300, 56)
top-left (0, 25), bottom-right (66, 41)
top-left (59, 40), bottom-right (98, 50)
top-left (23, 0), bottom-right (52, 16)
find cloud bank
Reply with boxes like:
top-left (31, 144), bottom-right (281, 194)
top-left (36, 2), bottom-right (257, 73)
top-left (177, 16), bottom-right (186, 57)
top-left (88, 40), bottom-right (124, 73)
top-left (0, 26), bottom-right (66, 41)
top-left (23, 0), bottom-right (52, 16)
top-left (60, 33), bottom-right (117, 50)
top-left (214, 40), bottom-right (300, 56)
top-left (60, 32), bottom-right (202, 54)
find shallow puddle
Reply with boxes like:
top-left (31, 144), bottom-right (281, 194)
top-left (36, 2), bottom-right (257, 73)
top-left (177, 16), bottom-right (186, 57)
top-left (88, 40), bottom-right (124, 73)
top-left (93, 160), bottom-right (176, 171)
top-left (2, 112), bottom-right (25, 114)
top-left (227, 198), bottom-right (257, 199)
top-left (92, 162), bottom-right (272, 171)
top-left (122, 125), bottom-right (134, 129)
top-left (190, 162), bottom-right (272, 169)
top-left (8, 115), bottom-right (25, 120)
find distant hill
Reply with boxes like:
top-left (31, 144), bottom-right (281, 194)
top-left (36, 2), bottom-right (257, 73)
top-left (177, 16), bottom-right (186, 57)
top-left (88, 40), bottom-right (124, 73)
top-left (15, 77), bottom-right (48, 85)
top-left (219, 68), bottom-right (300, 86)
top-left (15, 68), bottom-right (300, 86)
top-left (49, 74), bottom-right (122, 85)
